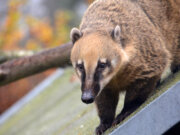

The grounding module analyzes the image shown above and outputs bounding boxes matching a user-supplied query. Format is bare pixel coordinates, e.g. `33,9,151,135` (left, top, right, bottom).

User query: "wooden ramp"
0,68,180,135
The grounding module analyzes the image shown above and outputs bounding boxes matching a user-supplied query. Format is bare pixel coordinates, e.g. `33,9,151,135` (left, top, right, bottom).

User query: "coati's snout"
81,89,95,104
81,90,95,104
81,79,100,104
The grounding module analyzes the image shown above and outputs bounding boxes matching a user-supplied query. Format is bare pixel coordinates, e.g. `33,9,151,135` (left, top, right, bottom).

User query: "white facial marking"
97,73,114,97
75,59,83,79
111,59,117,67
121,49,129,62
77,59,83,65
100,58,107,63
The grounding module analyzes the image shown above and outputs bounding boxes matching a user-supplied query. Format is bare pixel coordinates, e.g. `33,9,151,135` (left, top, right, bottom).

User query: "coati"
70,0,180,134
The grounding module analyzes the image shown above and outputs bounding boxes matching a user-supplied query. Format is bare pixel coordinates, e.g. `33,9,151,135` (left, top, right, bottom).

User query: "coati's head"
70,25,129,104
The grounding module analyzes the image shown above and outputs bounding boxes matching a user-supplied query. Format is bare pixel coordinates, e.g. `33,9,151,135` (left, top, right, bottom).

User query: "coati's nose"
81,91,95,104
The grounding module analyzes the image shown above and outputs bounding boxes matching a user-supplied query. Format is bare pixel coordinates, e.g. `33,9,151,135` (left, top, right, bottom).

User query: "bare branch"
0,50,37,64
0,42,73,86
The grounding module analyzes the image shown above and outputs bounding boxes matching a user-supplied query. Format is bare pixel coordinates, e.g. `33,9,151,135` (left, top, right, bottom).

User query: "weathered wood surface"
110,82,180,135
0,69,103,135
0,68,180,135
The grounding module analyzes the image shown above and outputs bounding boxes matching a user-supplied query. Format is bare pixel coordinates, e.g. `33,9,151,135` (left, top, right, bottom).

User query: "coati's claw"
95,123,112,135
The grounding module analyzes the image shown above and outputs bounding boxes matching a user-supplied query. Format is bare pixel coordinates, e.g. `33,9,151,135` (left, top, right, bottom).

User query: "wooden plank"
0,69,180,135
110,81,180,135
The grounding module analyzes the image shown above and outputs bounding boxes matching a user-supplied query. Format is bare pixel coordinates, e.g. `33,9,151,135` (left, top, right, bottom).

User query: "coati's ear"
111,25,121,41
70,27,82,44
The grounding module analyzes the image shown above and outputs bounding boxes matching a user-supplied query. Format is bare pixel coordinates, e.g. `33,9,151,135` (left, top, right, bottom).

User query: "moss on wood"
0,69,179,135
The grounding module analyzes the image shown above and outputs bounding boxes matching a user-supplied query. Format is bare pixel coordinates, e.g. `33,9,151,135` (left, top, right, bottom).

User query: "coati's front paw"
95,123,112,135
112,112,129,126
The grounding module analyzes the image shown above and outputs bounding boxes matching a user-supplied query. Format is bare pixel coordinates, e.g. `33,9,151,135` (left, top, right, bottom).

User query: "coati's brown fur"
70,0,180,134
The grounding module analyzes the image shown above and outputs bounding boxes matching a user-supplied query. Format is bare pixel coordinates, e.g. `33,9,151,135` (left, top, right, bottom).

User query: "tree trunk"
0,42,73,86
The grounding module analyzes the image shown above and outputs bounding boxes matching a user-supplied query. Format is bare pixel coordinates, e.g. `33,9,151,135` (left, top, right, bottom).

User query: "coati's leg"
113,96,145,126
95,88,119,135
113,76,159,126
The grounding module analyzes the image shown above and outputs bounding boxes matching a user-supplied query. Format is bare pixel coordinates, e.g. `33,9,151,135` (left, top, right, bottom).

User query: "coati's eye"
77,64,84,71
98,62,107,70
